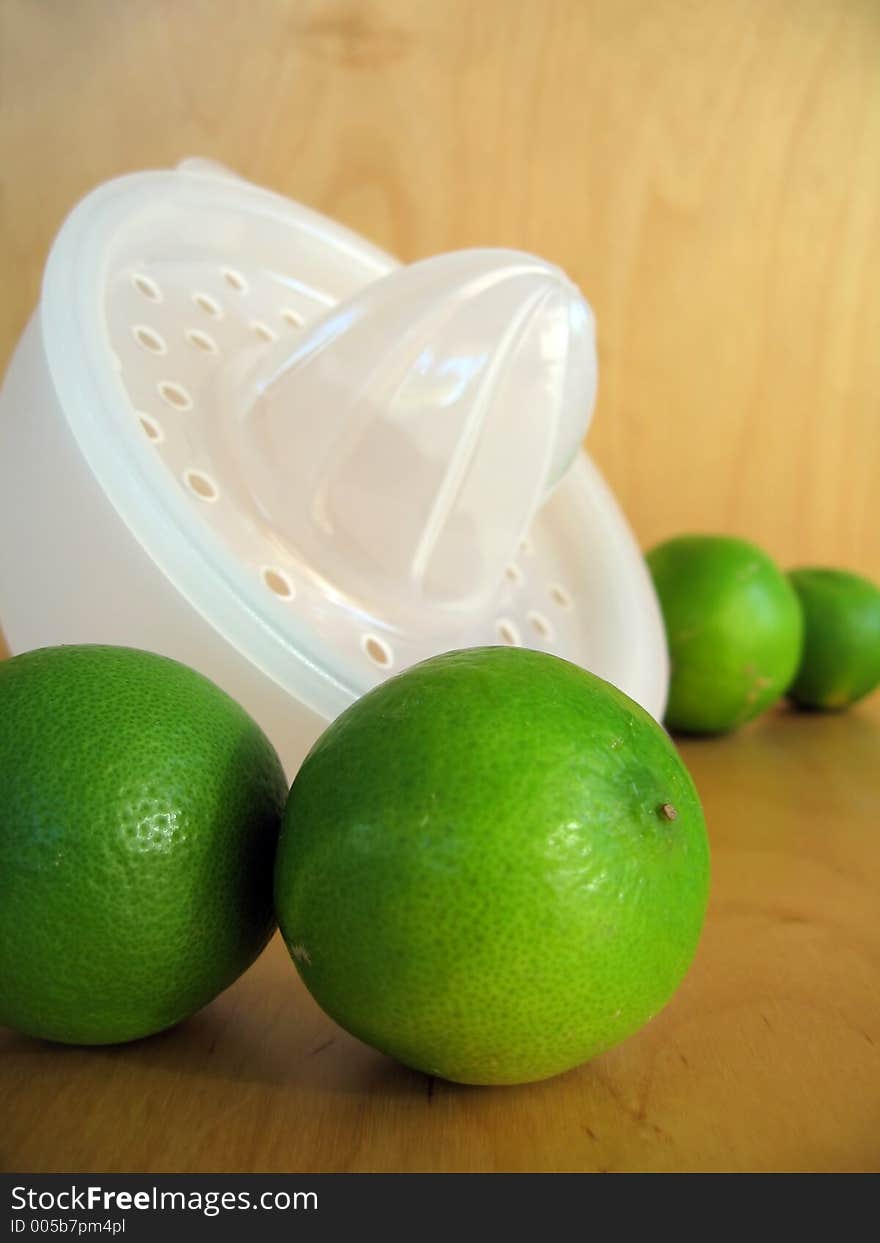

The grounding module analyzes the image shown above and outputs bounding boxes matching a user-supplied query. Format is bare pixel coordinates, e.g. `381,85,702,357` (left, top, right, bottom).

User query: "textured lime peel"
0,645,287,1045
275,646,710,1086
787,567,880,710
647,534,803,735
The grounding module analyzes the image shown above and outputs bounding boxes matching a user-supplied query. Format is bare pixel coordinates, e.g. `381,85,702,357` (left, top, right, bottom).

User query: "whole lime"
0,645,288,1045
786,567,880,710
646,534,803,735
274,646,710,1086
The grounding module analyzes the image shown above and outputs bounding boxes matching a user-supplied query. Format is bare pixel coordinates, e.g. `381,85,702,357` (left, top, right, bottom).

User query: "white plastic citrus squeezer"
0,159,668,775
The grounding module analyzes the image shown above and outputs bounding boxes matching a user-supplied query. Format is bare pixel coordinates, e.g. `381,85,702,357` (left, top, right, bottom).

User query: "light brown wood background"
1,0,879,577
1,0,879,1176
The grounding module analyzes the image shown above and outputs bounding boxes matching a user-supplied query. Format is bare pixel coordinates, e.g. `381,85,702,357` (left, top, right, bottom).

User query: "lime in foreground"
274,646,710,1086
647,534,803,735
787,567,880,710
0,645,288,1045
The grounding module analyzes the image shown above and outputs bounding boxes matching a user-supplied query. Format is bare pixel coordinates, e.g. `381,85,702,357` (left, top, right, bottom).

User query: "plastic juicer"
0,159,669,776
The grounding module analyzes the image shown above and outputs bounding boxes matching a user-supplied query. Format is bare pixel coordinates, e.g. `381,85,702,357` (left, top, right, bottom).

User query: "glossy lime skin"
275,646,710,1086
787,567,880,710
646,535,803,735
0,645,288,1045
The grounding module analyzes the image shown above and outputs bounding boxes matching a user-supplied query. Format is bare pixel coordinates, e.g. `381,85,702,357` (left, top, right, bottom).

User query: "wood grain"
1,0,878,574
1,0,879,1174
2,700,878,1174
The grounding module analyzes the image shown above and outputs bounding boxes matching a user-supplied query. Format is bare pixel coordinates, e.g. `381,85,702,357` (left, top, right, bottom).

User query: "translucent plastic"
240,249,597,622
0,160,669,776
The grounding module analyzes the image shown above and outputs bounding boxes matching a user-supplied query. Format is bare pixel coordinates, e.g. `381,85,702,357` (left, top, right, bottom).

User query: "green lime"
0,645,288,1045
274,646,709,1086
786,567,880,710
646,534,803,735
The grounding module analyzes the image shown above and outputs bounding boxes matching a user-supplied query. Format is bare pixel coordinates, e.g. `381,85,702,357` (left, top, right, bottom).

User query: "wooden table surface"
1,0,879,1174
2,699,878,1174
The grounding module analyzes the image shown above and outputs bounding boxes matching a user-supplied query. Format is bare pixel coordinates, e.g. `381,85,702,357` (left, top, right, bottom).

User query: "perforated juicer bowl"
0,159,668,776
